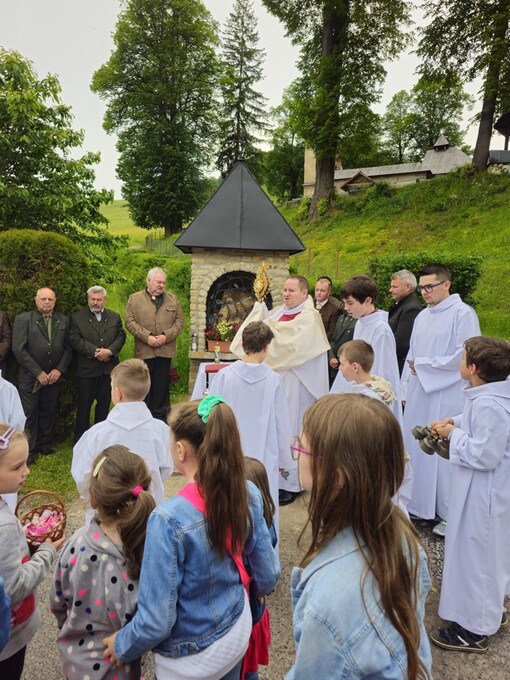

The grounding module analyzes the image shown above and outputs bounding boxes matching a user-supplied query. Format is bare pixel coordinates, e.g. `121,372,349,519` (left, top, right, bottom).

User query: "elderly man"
231,275,330,505
70,285,126,442
314,276,342,341
388,269,423,375
402,264,480,532
125,267,184,421
12,288,72,461
0,310,11,377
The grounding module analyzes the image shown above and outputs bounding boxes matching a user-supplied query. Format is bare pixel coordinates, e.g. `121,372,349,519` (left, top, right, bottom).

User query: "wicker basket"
15,490,66,548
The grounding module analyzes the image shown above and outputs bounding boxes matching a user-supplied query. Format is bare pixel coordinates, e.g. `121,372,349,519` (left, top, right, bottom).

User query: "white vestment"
212,361,296,529
0,377,27,512
72,401,172,521
230,298,329,447
439,380,510,635
331,310,402,425
402,294,480,519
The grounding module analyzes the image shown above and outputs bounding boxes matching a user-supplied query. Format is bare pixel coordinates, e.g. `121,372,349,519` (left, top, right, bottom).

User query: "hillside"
102,171,510,338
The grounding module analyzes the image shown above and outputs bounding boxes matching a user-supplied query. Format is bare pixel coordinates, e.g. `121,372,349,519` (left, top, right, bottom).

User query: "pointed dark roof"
174,161,305,254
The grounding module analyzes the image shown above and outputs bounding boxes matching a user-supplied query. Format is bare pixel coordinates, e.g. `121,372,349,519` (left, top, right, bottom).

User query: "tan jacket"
125,290,184,360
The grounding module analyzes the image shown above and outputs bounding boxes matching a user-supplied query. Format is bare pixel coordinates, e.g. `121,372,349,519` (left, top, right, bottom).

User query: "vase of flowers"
204,320,239,352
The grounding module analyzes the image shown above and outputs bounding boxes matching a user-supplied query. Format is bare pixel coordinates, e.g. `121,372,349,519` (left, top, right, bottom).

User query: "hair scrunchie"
131,485,143,497
197,395,227,423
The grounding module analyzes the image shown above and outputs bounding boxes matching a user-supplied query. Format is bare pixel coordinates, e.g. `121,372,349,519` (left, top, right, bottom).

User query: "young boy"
430,336,510,653
337,339,396,407
72,358,172,521
331,275,402,424
212,321,295,531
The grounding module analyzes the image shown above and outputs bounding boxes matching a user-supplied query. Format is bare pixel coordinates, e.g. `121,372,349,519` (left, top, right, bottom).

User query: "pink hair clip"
131,485,143,497
0,426,16,451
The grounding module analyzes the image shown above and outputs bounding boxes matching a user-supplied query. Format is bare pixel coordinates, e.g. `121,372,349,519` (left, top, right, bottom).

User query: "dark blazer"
388,293,423,374
12,310,72,383
328,313,357,361
0,310,11,374
316,297,343,341
69,307,126,378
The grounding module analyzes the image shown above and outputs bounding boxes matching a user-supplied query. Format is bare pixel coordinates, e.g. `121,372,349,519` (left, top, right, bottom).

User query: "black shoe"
430,622,488,654
279,490,301,506
39,447,55,455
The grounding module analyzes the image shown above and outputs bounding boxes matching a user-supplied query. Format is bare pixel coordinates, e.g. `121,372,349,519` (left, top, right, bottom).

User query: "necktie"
44,315,52,339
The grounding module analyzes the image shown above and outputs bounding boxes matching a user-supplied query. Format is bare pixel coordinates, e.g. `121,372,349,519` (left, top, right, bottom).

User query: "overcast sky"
1,0,486,197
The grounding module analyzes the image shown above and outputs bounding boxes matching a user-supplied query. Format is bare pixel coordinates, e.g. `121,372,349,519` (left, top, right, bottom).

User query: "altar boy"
430,336,510,653
212,321,295,533
72,358,172,521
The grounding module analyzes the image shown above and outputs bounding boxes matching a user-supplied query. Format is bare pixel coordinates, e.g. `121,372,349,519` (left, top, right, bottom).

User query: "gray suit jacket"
12,310,72,383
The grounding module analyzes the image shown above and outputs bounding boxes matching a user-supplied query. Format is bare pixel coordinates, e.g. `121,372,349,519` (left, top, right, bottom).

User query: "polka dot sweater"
50,521,140,679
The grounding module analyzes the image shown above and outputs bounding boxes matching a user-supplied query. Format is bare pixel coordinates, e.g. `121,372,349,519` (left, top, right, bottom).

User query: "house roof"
340,171,376,189
434,133,450,148
174,161,305,254
334,162,427,181
422,146,471,175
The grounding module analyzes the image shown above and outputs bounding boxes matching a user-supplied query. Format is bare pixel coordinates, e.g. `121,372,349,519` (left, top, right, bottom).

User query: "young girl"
287,394,432,679
103,396,281,680
50,445,155,679
0,423,63,679
243,457,277,680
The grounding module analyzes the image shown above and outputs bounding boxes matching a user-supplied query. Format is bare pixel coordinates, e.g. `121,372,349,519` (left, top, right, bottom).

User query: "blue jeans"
220,659,243,680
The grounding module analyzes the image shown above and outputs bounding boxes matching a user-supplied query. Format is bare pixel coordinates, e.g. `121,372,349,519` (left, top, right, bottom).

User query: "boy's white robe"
401,294,480,519
230,297,329,449
0,376,27,512
331,310,402,425
72,402,172,521
439,380,510,635
212,361,295,530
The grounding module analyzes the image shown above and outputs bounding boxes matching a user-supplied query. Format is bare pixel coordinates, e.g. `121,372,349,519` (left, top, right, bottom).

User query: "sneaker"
430,622,488,653
432,520,447,537
501,611,508,629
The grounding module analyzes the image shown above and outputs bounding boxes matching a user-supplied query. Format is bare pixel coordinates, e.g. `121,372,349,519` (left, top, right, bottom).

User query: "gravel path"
23,475,509,679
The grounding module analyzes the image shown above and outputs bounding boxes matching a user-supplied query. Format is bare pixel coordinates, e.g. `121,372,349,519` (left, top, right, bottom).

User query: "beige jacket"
125,290,184,360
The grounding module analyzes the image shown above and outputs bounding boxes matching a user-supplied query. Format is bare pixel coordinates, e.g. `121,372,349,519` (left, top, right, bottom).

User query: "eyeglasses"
290,435,322,461
416,281,446,294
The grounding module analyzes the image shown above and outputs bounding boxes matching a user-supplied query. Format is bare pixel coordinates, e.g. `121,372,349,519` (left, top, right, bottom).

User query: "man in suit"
12,287,72,461
314,276,342,341
70,285,126,442
0,310,11,377
328,311,357,387
388,269,423,375
125,267,184,421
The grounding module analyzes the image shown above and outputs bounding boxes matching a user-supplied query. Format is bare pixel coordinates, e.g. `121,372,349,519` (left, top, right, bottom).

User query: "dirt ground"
24,473,509,679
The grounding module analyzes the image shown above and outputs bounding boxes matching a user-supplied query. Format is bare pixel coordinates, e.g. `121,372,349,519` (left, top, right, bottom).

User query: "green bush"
0,229,91,437
368,252,482,310
296,197,311,221
317,198,330,217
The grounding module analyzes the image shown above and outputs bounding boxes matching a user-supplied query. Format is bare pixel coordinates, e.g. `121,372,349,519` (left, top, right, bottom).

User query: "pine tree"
216,0,267,179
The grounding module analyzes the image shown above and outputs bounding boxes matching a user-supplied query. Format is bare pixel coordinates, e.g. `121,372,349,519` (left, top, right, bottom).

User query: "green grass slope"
283,172,510,338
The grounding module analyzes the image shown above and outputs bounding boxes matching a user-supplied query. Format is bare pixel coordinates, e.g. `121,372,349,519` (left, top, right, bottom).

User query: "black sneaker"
430,622,488,653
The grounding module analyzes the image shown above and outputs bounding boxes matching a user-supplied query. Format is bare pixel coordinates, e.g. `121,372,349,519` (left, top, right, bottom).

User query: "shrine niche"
174,160,305,392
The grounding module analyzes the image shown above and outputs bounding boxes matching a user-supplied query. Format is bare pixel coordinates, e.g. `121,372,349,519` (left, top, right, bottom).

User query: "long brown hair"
89,446,155,579
169,400,249,558
244,457,275,529
301,394,429,680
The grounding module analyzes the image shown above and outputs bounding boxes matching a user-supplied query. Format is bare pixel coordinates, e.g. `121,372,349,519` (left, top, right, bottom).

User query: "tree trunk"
164,216,182,238
309,156,336,220
472,3,508,171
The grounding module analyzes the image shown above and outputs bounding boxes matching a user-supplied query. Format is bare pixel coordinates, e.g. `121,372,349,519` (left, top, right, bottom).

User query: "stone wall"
188,248,290,392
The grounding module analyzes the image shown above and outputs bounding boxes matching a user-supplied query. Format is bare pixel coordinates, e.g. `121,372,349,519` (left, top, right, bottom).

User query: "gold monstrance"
253,262,271,302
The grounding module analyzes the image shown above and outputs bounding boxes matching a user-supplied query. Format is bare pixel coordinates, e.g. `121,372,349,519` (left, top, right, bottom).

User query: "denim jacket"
286,527,432,679
115,481,281,662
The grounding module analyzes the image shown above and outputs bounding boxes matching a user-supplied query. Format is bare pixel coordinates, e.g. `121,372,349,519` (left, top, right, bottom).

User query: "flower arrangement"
204,320,240,343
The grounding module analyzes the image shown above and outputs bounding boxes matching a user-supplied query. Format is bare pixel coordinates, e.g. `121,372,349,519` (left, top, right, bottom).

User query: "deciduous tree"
0,49,116,255
216,0,267,179
91,0,220,237
261,0,411,219
418,0,510,171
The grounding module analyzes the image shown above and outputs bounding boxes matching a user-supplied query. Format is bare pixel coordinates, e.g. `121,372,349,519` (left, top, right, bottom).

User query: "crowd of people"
0,261,509,679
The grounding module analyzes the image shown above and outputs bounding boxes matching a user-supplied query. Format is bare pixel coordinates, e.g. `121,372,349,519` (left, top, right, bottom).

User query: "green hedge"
0,229,92,437
367,252,482,310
